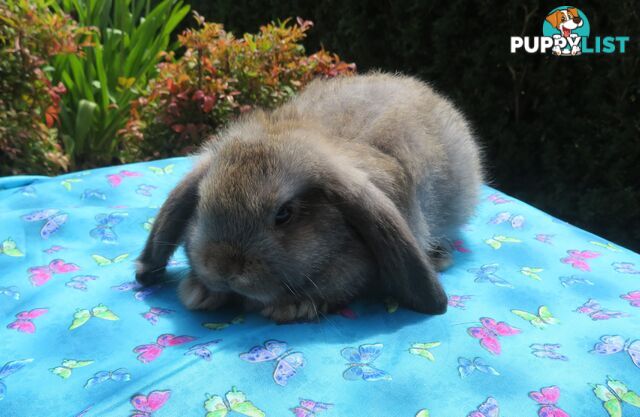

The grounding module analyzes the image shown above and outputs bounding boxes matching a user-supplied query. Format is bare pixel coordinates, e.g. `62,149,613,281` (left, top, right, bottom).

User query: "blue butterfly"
89,212,128,243
467,263,514,288
14,186,36,197
184,340,222,361
84,368,131,388
0,286,20,300
341,343,391,381
0,359,33,400
457,357,500,378
81,189,106,200
559,275,594,287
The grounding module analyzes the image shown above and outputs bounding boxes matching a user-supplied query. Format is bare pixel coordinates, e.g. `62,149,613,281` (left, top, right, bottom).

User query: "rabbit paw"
261,300,328,323
179,276,229,310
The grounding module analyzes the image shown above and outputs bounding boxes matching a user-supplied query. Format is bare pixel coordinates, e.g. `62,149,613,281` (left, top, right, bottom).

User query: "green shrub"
0,1,89,175
50,0,190,169
120,16,355,159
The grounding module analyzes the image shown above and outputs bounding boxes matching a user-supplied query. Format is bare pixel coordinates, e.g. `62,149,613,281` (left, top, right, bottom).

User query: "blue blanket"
1,157,639,417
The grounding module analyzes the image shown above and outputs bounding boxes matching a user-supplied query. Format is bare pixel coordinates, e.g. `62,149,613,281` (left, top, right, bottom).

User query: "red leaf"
171,124,185,133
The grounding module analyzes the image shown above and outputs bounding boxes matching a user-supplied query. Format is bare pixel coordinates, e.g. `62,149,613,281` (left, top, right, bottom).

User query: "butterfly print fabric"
0,157,639,416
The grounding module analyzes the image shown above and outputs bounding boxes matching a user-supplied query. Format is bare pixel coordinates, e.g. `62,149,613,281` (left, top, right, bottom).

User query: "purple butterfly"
487,193,511,205
21,209,67,239
0,286,20,300
141,307,174,325
291,399,333,417
341,343,391,381
575,299,629,321
0,358,33,400
530,343,568,361
111,281,158,301
65,275,98,291
184,340,222,361
240,340,305,386
534,234,554,244
468,264,513,288
136,184,157,197
489,212,525,229
612,262,640,275
468,396,499,417
90,212,128,243
591,335,640,369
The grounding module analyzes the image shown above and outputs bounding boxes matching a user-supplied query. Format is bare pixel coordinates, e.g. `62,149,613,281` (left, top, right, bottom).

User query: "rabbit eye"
275,204,293,226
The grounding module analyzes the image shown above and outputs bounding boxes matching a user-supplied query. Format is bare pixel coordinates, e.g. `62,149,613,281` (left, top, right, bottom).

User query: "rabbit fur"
136,73,482,322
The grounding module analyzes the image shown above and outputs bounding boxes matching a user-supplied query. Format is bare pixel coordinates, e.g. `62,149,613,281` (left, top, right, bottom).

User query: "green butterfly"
50,359,93,379
415,410,430,417
485,235,521,249
69,304,119,330
520,266,544,281
60,178,82,191
409,342,441,361
203,315,244,331
143,217,155,232
511,305,559,329
204,386,265,417
91,253,129,266
148,164,174,175
590,241,621,252
592,377,640,417
385,297,399,313
0,238,24,257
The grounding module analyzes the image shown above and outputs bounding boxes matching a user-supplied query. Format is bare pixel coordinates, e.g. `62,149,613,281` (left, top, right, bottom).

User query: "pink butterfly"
487,193,512,205
291,398,333,417
43,245,65,254
468,317,521,355
560,250,600,272
535,234,554,244
133,334,196,363
7,308,48,333
453,239,471,253
575,299,629,321
621,291,640,307
338,307,358,319
129,390,170,417
28,259,80,286
448,295,472,309
141,307,174,325
107,170,141,187
529,386,570,417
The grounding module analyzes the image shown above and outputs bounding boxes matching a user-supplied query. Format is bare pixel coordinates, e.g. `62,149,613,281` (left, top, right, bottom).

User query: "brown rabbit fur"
136,73,483,322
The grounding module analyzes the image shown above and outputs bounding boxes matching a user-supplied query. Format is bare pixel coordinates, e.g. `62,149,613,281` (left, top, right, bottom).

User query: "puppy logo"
542,6,590,56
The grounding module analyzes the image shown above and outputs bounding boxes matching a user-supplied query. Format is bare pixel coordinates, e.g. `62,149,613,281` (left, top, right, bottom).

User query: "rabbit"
136,72,483,322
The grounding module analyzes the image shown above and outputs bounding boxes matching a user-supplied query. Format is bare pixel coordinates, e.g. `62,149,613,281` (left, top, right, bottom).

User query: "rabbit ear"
323,165,448,314
136,158,210,285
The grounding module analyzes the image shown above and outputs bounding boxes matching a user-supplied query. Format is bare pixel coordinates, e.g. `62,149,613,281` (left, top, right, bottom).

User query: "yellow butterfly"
485,235,521,249
415,410,430,417
50,359,93,379
511,305,559,329
409,342,441,362
91,253,129,266
592,376,640,417
384,297,399,313
0,238,24,257
143,217,155,232
60,178,82,191
520,267,544,281
148,164,174,175
203,315,244,331
69,304,119,330
590,241,621,252
204,386,265,417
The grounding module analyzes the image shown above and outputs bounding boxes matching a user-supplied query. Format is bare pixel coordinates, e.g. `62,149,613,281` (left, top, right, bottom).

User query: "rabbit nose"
216,244,246,277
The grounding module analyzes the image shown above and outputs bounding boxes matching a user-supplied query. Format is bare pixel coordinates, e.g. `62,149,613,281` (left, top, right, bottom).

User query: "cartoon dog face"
545,8,583,37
